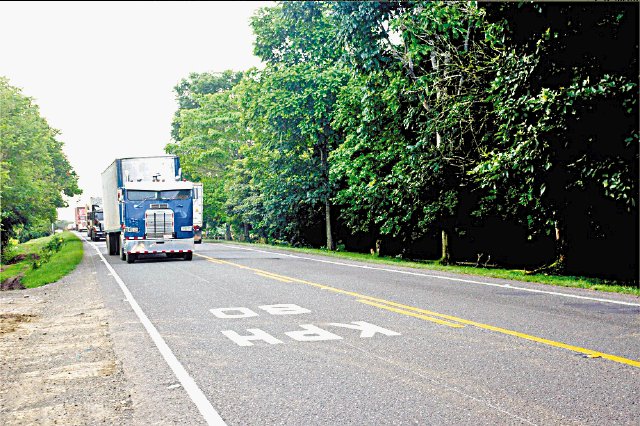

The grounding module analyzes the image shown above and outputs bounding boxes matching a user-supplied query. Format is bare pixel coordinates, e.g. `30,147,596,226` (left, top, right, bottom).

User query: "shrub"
18,229,51,243
31,235,65,270
1,241,18,264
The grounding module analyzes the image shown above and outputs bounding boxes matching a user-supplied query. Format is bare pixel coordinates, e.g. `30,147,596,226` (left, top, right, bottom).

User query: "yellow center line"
195,253,640,368
255,272,294,283
358,299,465,328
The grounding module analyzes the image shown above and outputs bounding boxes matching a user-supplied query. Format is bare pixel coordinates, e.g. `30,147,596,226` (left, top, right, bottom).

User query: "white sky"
0,1,270,221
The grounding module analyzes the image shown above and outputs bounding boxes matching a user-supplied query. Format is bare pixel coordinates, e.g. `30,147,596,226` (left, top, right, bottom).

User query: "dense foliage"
1,77,81,249
166,2,638,281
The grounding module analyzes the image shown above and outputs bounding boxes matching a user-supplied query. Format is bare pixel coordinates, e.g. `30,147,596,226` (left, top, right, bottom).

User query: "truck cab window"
159,190,191,200
127,190,157,201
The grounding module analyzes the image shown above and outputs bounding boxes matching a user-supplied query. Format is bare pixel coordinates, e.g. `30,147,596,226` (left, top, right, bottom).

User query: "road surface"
86,238,640,425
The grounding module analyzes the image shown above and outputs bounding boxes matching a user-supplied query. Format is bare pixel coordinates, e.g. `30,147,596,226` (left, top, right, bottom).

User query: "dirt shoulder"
0,251,133,424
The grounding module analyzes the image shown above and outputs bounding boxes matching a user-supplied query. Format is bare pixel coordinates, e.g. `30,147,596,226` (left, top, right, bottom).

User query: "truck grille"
145,209,174,239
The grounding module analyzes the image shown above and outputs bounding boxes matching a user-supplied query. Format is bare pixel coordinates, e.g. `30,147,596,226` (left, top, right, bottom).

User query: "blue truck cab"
101,156,195,263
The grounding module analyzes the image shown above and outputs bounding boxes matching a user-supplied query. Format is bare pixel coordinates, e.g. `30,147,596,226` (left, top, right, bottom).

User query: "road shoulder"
0,243,132,424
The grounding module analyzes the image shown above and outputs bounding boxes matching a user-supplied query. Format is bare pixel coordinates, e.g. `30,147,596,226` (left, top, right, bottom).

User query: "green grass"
205,239,640,297
1,231,84,288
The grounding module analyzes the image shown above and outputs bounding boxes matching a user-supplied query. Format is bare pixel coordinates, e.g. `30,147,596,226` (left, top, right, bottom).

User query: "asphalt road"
85,237,640,425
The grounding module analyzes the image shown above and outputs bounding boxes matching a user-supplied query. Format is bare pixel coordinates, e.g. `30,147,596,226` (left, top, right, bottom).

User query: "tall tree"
248,1,348,249
0,77,81,248
166,72,246,238
171,71,243,141
333,2,505,261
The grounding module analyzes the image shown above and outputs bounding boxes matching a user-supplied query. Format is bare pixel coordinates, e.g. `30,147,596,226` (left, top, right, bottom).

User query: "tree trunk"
553,218,567,271
243,223,250,242
375,239,383,257
225,223,232,241
325,198,335,251
527,215,567,275
319,138,335,252
440,229,451,264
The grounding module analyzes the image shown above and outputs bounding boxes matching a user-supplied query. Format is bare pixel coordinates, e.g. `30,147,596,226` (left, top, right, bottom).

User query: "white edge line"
87,239,226,426
222,244,640,308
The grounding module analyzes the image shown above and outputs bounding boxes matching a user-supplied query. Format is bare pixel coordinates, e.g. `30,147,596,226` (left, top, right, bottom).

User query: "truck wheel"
107,234,116,255
126,253,136,264
120,245,126,261
184,252,193,261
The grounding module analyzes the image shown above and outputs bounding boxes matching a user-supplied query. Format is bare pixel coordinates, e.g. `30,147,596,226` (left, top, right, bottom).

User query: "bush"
45,235,65,252
1,241,18,264
31,235,65,270
18,229,51,243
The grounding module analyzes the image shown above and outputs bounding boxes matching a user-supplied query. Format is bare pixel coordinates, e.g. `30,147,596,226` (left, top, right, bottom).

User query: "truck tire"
184,252,193,261
120,245,126,261
106,233,116,255
126,252,136,264
115,233,121,257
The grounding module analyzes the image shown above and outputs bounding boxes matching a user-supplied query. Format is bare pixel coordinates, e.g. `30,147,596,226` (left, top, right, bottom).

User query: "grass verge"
1,231,84,289
205,239,640,297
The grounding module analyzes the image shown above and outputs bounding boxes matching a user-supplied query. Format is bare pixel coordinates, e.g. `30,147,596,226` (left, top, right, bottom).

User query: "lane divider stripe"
255,272,294,283
357,299,465,328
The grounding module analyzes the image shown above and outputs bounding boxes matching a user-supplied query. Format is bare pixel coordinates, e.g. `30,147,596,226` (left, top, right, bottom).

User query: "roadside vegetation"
0,231,83,289
207,239,640,297
169,2,638,285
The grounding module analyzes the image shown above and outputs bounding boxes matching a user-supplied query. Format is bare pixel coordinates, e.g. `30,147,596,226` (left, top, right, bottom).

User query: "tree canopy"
166,1,638,281
1,77,81,248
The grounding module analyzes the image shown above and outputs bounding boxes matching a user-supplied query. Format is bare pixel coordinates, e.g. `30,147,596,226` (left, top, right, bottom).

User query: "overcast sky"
0,1,270,221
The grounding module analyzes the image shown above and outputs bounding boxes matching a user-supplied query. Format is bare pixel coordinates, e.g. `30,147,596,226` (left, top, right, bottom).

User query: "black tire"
184,252,193,261
107,234,116,255
120,244,126,261
126,252,136,264
115,233,121,256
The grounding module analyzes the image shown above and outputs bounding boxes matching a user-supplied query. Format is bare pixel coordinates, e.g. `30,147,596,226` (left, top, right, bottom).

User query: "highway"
86,238,640,425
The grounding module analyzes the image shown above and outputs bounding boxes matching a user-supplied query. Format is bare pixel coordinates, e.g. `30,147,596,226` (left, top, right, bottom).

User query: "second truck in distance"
86,197,105,241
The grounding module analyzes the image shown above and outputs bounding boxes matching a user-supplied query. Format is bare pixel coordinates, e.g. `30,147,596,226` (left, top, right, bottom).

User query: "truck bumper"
124,238,195,255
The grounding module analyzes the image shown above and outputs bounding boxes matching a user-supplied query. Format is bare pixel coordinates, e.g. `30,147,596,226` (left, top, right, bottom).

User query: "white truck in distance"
193,182,203,244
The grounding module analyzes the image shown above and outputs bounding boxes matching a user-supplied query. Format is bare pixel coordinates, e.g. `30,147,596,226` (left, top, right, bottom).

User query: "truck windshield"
95,212,104,220
127,190,157,201
159,190,191,200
